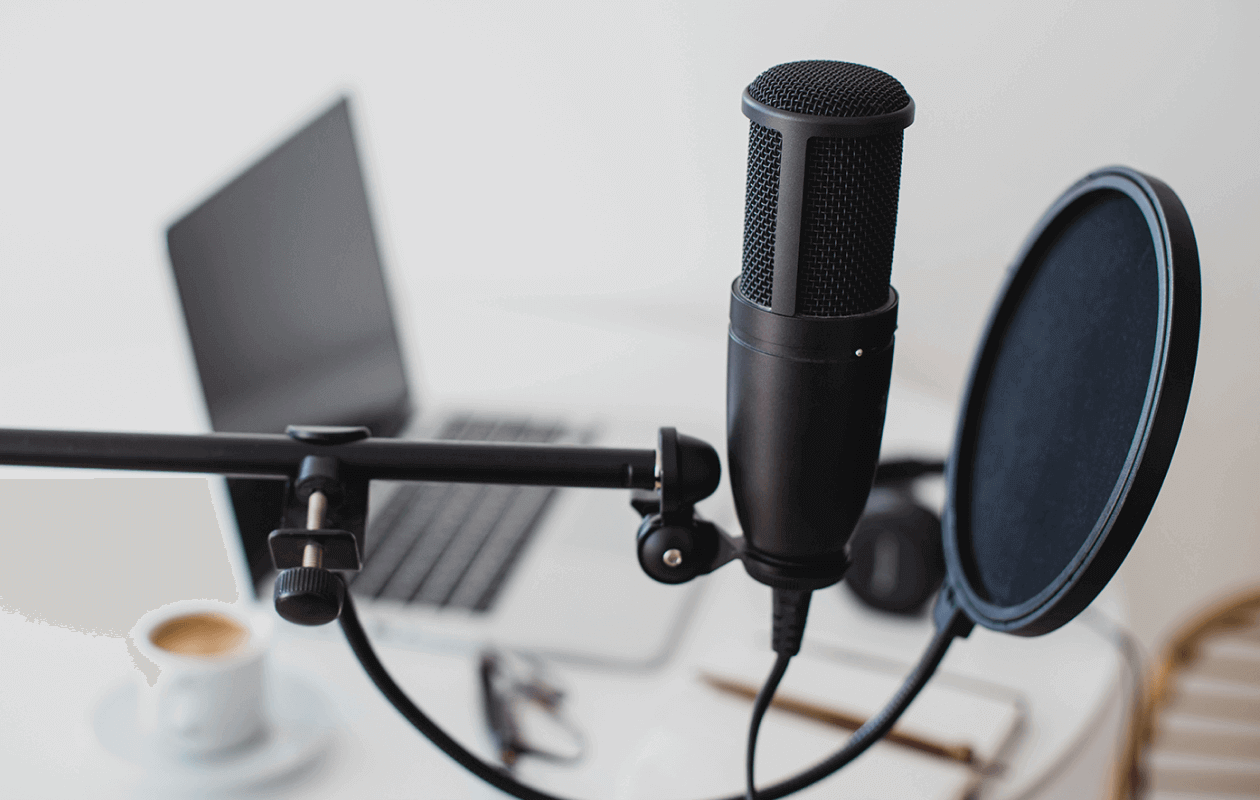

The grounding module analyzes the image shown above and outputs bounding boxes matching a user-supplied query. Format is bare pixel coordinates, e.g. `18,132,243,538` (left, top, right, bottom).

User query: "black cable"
746,651,792,800
338,583,579,800
336,577,957,800
744,620,956,799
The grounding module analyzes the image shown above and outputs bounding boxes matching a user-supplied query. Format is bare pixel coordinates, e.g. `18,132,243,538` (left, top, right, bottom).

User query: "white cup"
130,599,274,757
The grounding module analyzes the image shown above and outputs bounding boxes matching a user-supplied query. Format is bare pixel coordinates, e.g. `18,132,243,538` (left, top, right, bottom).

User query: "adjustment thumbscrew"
273,489,343,626
303,490,327,568
274,567,345,625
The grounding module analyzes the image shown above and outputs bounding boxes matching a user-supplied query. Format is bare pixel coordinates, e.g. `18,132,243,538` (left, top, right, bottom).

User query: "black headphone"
843,459,946,615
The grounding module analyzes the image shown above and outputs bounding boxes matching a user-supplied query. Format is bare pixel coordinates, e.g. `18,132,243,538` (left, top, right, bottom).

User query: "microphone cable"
746,587,811,799
742,619,956,798
740,584,811,796
745,651,791,800
335,575,964,800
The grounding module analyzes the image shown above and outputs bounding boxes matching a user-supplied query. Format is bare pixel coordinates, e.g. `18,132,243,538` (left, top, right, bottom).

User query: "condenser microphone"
728,61,914,590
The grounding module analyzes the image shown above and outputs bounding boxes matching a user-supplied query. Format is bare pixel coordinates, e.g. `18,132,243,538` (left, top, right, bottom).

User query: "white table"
0,535,1131,800
0,302,1131,798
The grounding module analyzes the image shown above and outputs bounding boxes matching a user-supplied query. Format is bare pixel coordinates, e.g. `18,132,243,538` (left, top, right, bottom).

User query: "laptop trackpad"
364,485,711,669
482,487,705,667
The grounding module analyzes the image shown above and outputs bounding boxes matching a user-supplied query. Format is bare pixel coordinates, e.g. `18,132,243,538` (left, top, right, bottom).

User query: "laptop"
165,97,717,668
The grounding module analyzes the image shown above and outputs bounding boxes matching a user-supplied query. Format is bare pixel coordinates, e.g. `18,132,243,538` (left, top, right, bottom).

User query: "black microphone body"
728,61,913,590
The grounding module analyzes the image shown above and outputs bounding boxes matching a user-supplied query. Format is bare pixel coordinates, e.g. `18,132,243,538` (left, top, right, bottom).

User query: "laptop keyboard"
348,416,568,612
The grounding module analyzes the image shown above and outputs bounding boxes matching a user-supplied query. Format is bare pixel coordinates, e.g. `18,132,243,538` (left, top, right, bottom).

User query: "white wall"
1,0,1256,651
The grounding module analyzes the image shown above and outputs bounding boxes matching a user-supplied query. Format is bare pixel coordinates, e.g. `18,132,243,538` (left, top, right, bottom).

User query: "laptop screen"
166,98,412,594
167,98,411,438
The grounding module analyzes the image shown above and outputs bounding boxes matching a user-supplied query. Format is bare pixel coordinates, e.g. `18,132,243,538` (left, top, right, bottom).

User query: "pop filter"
943,166,1201,636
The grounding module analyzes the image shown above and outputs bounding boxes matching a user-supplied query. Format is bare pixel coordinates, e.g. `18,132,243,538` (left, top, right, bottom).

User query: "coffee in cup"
131,600,273,757
149,612,249,658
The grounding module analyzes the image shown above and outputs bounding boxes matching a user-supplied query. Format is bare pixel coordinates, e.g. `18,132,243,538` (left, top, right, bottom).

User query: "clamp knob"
274,567,345,626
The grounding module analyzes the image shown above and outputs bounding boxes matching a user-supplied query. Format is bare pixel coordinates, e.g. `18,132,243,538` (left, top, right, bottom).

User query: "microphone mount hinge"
631,490,744,586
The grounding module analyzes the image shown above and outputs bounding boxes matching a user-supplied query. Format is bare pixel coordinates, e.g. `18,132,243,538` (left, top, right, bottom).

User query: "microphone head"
740,61,913,318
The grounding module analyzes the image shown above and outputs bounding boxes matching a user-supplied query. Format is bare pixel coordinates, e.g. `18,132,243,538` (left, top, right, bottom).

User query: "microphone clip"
631,426,743,584
633,505,743,585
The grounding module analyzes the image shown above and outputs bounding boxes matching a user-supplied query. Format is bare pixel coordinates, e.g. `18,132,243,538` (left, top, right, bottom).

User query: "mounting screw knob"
274,567,345,625
637,518,702,584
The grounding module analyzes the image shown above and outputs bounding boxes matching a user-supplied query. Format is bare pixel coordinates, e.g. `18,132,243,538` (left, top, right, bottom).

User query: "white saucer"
93,671,335,793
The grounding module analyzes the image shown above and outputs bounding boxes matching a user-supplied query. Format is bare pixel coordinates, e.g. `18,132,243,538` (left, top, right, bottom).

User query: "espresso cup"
130,599,274,757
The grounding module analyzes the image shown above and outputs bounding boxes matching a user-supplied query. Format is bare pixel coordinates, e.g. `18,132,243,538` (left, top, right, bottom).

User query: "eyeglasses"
479,649,585,768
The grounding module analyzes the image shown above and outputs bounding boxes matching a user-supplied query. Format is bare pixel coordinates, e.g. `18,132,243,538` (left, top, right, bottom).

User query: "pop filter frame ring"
942,166,1200,636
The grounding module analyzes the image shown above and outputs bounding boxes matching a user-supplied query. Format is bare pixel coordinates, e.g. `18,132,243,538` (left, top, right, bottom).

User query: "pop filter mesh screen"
964,191,1159,607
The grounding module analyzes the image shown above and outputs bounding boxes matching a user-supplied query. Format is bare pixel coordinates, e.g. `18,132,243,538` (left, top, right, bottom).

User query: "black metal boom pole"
0,427,659,491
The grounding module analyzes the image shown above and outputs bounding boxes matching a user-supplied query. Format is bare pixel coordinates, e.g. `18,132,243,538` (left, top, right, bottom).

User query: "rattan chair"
1113,587,1260,798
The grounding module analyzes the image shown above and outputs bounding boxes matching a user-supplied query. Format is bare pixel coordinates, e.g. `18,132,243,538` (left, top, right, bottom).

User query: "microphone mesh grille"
740,60,908,317
796,133,903,316
747,60,909,118
741,123,781,310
